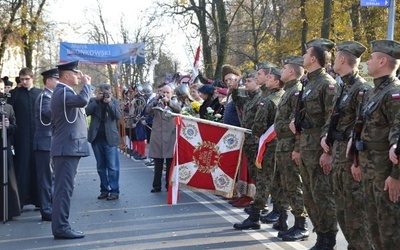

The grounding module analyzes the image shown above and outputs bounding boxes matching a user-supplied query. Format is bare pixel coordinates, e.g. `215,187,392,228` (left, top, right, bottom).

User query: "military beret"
197,84,215,95
256,62,277,71
270,67,281,77
57,60,80,72
282,56,304,66
2,76,13,87
221,64,241,80
41,68,59,79
371,39,400,59
305,38,335,52
337,41,366,58
244,70,257,79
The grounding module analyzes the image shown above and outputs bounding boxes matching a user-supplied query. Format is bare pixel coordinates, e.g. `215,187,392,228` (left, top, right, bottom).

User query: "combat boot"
233,208,261,230
319,231,337,250
281,216,309,241
260,204,279,223
309,232,324,250
272,207,288,231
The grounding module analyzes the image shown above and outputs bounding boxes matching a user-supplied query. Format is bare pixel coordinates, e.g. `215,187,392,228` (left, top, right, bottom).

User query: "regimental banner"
168,115,248,204
59,42,145,64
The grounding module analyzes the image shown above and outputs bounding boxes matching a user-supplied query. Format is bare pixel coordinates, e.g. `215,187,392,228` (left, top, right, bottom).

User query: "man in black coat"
8,67,42,208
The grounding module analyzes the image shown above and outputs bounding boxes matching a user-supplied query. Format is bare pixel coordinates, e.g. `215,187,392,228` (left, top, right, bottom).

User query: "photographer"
0,79,20,221
86,83,122,201
147,83,181,193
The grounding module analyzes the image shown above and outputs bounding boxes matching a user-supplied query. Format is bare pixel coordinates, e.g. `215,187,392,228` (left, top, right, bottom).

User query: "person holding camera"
147,83,181,193
86,83,121,201
0,79,20,221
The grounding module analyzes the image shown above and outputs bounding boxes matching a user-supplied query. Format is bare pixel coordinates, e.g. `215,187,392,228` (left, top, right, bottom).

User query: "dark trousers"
52,156,80,235
152,158,172,190
34,150,53,217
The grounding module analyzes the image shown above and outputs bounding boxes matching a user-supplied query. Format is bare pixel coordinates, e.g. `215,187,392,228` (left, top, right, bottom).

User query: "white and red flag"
168,115,248,204
255,124,276,168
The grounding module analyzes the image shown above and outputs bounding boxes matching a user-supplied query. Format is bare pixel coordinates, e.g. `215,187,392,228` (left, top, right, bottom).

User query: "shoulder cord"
64,87,78,124
39,93,51,126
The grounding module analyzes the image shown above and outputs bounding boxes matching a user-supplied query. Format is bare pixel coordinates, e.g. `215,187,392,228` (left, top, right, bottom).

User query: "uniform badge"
358,91,364,97
328,85,335,90
294,92,300,97
258,102,264,107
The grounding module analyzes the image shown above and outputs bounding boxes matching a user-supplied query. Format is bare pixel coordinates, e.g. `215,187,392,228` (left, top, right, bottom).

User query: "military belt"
301,127,321,134
363,141,390,151
277,131,295,139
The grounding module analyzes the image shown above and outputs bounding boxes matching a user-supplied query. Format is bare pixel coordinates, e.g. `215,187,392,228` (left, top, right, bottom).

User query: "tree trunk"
321,0,332,38
301,0,308,55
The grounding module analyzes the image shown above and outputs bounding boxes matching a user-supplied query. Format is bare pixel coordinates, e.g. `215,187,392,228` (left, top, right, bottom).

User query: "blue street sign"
360,0,390,6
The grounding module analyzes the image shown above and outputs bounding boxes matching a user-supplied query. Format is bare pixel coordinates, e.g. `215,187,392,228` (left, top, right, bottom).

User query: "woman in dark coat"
0,93,21,220
197,84,215,119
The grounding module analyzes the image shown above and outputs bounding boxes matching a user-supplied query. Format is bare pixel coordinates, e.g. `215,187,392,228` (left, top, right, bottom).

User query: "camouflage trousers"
299,149,337,233
332,161,372,249
276,150,306,216
359,150,400,250
244,146,277,210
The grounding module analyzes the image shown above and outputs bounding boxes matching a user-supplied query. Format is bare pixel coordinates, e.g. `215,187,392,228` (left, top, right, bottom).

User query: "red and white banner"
168,115,247,204
255,124,276,168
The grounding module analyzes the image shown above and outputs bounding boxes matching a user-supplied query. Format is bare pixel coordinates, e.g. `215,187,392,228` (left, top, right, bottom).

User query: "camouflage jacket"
252,87,285,150
232,88,262,130
300,68,337,150
322,72,372,139
322,72,372,162
275,79,302,152
361,75,400,179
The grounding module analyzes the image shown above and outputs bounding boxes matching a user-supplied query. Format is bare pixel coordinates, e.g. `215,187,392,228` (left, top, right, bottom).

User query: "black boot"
233,208,261,230
281,216,309,241
272,207,288,231
260,204,279,223
244,203,255,215
309,232,324,250
319,231,336,250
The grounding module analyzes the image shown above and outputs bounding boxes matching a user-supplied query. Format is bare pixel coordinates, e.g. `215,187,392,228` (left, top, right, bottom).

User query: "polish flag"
255,124,276,168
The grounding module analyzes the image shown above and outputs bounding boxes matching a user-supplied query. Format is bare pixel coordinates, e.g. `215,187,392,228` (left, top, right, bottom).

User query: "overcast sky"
48,0,194,71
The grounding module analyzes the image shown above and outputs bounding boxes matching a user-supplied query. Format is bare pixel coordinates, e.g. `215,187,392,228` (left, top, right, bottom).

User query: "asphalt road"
0,149,347,250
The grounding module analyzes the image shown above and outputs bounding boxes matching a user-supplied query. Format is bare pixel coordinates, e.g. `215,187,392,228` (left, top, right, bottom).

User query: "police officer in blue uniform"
50,61,92,239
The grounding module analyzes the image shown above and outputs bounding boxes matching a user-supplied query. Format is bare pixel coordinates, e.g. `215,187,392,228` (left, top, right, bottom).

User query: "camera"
0,92,11,99
158,94,165,100
103,92,110,99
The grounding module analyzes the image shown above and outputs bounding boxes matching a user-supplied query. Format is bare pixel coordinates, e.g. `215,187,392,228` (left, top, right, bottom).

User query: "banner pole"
163,110,252,134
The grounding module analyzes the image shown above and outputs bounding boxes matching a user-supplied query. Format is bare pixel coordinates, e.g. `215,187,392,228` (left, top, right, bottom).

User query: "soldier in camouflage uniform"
274,56,309,241
352,40,400,250
289,38,338,249
251,62,282,223
253,67,285,225
232,70,263,230
320,41,373,250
